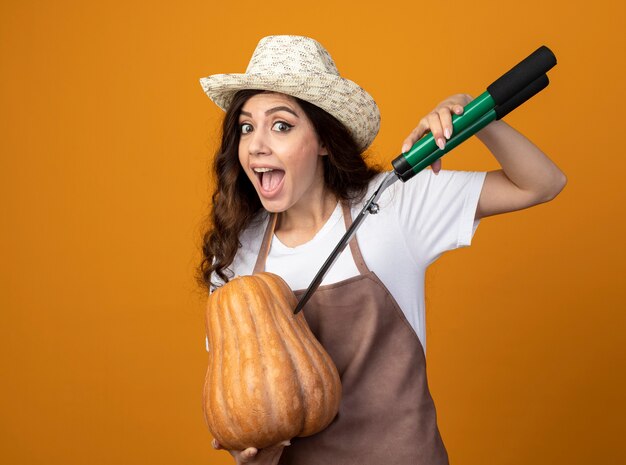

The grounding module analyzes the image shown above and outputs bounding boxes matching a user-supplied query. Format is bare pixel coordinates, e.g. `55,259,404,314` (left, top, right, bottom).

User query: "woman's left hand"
400,93,474,175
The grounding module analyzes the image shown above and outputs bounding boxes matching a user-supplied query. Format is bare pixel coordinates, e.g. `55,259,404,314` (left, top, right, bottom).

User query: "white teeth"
253,167,274,173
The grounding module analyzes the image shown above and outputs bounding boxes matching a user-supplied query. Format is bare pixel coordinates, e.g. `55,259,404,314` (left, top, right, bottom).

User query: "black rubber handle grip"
487,46,556,106
495,74,550,120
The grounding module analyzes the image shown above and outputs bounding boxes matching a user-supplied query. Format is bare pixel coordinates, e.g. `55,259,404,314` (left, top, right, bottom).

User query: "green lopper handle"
391,46,556,182
393,73,550,181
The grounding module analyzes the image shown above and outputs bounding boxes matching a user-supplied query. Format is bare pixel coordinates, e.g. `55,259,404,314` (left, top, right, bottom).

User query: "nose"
247,127,271,156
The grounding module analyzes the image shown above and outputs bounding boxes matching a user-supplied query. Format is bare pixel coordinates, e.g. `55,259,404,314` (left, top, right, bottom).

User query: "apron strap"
253,201,371,276
341,202,370,276
252,212,277,274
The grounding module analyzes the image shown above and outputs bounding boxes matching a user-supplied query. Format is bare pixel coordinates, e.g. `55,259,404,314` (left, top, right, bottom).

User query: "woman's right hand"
212,438,290,465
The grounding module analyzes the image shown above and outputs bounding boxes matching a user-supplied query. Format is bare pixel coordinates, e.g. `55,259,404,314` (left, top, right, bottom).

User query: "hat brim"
199,72,380,151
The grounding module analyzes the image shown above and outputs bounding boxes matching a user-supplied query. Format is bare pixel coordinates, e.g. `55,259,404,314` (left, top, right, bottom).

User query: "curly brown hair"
196,89,382,293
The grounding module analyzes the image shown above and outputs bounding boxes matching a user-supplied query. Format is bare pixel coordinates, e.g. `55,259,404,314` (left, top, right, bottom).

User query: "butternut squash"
203,272,341,450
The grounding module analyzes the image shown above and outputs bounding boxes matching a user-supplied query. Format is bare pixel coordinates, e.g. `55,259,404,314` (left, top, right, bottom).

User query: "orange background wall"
1,0,624,464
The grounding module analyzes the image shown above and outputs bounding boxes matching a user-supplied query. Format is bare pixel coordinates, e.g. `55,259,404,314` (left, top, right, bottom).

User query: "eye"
240,123,253,134
272,121,293,132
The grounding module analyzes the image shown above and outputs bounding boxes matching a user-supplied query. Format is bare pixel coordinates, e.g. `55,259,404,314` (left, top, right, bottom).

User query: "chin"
258,197,289,214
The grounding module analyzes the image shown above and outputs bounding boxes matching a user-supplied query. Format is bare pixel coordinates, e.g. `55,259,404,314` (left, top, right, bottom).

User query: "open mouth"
254,167,285,195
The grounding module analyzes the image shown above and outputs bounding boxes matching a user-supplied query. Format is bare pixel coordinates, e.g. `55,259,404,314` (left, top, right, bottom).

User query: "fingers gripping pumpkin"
203,272,342,450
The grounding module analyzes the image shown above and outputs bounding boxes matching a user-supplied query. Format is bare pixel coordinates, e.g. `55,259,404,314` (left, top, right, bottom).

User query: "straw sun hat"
199,35,380,151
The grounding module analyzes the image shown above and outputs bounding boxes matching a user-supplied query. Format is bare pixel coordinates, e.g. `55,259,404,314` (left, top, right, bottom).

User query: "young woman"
197,35,566,465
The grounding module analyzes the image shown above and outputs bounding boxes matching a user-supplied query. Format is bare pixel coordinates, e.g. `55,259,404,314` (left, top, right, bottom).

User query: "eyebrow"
240,106,300,118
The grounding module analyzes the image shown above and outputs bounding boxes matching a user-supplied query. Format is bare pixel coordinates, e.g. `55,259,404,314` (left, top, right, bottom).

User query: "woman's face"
238,92,328,213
